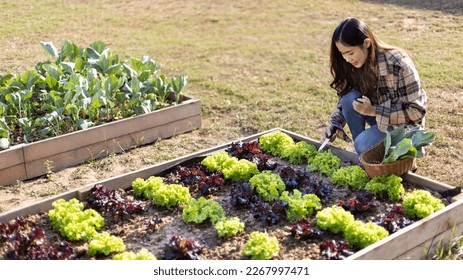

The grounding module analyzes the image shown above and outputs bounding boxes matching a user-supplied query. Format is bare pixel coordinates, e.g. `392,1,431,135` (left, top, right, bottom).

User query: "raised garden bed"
0,94,201,186
0,40,202,186
0,128,461,260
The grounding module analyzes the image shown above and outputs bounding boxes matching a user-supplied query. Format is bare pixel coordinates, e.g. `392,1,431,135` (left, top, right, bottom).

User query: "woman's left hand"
353,95,376,116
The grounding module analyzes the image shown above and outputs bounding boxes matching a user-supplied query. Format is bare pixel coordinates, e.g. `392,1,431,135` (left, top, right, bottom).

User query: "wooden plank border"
0,96,201,186
0,145,27,184
0,127,460,260
348,198,463,260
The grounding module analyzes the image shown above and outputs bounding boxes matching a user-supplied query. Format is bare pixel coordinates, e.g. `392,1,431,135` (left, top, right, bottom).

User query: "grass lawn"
0,0,462,259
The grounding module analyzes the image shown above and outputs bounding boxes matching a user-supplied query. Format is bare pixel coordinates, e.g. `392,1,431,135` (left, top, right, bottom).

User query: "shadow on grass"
361,0,462,15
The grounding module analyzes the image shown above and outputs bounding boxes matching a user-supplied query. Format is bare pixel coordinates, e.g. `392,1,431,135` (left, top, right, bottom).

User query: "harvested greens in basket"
382,126,436,164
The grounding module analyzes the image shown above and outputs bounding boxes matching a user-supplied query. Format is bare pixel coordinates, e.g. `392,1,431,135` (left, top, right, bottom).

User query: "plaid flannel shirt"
330,48,427,132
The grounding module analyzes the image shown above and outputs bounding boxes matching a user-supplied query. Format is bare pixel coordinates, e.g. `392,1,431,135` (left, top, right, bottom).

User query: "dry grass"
0,0,462,210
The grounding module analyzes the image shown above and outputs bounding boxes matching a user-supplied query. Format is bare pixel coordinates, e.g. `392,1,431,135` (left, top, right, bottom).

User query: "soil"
0,142,450,260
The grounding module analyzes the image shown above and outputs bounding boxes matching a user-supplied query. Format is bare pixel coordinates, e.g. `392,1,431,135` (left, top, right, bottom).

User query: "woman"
324,17,427,155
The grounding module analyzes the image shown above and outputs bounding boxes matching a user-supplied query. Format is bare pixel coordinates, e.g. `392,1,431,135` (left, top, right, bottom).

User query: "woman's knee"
354,127,386,154
341,90,362,109
354,135,370,154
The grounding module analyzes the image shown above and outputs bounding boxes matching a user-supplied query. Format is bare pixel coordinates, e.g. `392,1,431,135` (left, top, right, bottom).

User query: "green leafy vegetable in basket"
382,126,436,163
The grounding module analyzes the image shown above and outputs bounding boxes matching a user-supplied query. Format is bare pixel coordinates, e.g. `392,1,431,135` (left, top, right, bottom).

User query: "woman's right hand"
323,121,352,142
324,123,338,141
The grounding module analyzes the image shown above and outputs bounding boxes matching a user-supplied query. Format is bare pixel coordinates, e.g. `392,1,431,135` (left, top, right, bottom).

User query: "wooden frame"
0,95,202,186
0,128,460,260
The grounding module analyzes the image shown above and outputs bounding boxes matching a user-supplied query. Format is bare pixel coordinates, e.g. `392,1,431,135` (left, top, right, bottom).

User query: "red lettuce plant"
339,190,379,214
87,184,145,216
290,218,324,240
0,217,76,260
164,235,204,260
320,240,353,260
375,204,413,234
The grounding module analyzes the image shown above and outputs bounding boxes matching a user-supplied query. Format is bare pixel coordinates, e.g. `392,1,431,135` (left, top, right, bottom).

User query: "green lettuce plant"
87,231,125,256
344,221,389,249
222,158,259,181
201,151,234,172
365,174,404,201
280,189,322,222
214,217,245,237
282,141,318,164
182,197,226,225
151,183,191,208
249,171,286,202
315,205,355,234
242,231,280,260
403,189,445,219
201,151,259,181
131,176,190,208
316,205,389,249
258,131,294,157
306,150,341,176
113,248,157,260
132,176,164,198
48,198,104,241
331,165,370,190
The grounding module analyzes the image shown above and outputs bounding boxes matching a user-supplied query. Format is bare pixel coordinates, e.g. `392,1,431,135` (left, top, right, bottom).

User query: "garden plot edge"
0,127,461,260
0,95,202,186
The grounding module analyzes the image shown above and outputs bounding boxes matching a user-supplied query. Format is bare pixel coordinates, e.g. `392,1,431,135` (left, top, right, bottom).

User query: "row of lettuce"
0,40,187,150
0,131,445,260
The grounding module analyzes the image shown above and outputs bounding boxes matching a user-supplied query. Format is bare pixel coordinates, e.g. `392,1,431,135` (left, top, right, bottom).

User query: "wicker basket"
359,141,415,178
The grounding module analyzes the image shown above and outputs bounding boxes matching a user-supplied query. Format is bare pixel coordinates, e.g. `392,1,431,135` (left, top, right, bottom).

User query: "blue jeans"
341,90,386,154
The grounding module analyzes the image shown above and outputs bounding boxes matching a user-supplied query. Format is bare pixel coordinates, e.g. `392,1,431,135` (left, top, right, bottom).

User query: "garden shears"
318,138,330,151
319,122,351,151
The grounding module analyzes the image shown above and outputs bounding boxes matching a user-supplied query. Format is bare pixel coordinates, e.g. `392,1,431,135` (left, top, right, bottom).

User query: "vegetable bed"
0,128,461,260
0,40,202,186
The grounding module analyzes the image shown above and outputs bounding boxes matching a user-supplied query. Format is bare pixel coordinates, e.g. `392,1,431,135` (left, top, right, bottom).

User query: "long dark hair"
330,17,394,97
